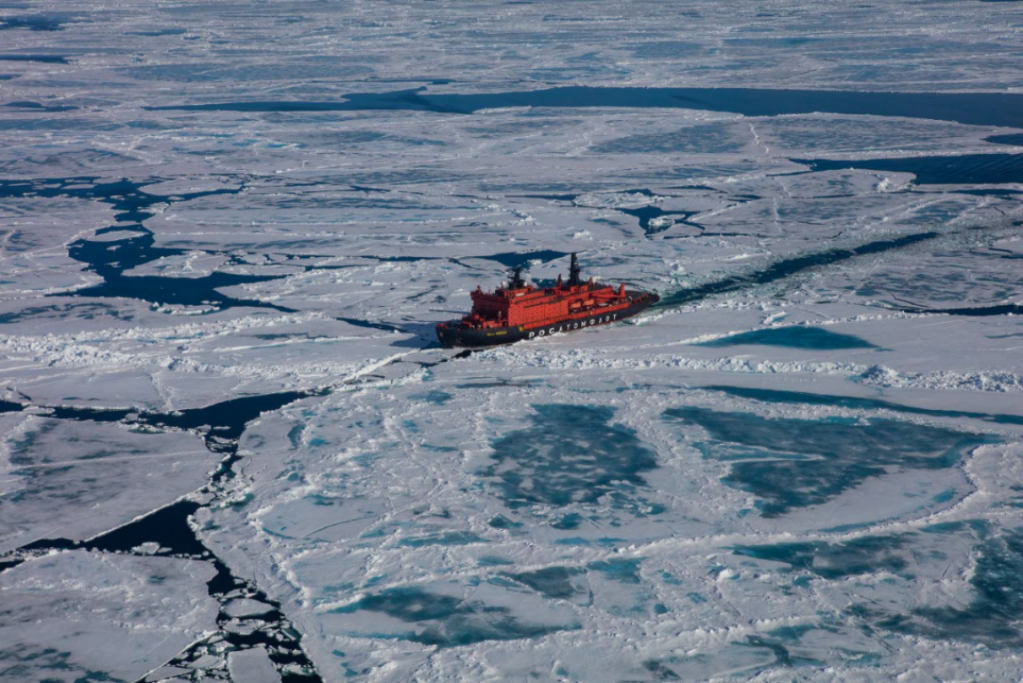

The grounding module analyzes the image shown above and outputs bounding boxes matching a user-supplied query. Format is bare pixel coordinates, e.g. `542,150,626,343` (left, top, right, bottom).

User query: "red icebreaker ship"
436,253,659,348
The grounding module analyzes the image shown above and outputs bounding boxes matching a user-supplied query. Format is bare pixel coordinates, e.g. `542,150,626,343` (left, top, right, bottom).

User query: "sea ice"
0,551,218,683
2,0,1022,680
0,415,214,552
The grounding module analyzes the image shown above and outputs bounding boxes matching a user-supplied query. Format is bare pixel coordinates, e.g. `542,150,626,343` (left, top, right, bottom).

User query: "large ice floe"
1,0,1023,681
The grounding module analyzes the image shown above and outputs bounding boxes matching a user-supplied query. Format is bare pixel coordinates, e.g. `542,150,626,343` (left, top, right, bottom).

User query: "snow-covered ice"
227,648,280,683
0,551,218,683
1,0,1022,680
0,415,215,551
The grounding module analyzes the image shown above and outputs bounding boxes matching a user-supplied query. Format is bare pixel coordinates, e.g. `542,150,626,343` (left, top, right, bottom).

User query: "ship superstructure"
436,253,658,348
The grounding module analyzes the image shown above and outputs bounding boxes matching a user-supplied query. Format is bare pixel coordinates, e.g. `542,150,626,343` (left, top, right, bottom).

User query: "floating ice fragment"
227,646,279,683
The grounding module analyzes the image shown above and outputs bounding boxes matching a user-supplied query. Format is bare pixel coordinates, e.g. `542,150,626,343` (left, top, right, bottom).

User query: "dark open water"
151,86,1023,129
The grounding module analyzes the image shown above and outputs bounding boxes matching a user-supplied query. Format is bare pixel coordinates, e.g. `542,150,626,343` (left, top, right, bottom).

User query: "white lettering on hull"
526,310,625,340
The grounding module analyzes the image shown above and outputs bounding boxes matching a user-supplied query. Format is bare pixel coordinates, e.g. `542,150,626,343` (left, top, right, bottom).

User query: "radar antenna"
567,252,582,287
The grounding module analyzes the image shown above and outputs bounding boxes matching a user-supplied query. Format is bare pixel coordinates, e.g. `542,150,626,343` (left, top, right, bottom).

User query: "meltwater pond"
663,407,990,518
882,528,1023,647
502,566,587,601
735,525,1023,648
330,585,577,647
481,404,661,514
697,326,877,350
732,534,918,580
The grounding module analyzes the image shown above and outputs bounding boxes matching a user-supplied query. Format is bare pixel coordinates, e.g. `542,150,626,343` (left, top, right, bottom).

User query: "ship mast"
508,265,526,289
567,252,582,287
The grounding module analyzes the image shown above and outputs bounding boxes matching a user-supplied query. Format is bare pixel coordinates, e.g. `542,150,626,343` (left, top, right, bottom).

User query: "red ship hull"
436,289,659,349
436,254,659,349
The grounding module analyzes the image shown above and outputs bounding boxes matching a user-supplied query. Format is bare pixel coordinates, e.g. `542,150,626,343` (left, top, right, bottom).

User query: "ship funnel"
567,253,582,287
